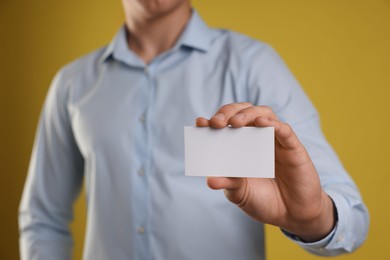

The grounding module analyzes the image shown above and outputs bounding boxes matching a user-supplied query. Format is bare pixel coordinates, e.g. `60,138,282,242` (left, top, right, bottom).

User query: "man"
19,0,369,259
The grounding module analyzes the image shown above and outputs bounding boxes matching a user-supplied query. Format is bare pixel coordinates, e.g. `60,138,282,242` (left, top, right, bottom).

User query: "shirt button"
144,67,149,76
336,234,344,243
138,227,145,234
139,114,146,123
138,168,145,176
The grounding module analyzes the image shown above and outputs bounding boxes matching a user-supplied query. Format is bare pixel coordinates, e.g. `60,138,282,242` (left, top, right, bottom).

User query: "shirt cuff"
282,222,337,253
281,191,353,256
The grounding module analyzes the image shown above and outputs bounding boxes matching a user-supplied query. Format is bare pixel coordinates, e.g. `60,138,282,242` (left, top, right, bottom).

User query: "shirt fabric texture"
19,10,369,260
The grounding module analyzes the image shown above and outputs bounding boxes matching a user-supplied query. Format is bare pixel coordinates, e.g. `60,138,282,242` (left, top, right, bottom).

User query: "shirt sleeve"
19,69,84,260
245,44,369,256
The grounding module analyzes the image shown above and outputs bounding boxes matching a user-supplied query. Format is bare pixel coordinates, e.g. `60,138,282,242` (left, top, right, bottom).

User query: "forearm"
20,225,72,260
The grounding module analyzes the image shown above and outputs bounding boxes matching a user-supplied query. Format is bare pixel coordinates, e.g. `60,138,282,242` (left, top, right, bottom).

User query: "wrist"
284,192,337,242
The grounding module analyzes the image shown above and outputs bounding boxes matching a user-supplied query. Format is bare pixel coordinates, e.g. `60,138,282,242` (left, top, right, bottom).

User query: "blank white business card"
184,126,274,178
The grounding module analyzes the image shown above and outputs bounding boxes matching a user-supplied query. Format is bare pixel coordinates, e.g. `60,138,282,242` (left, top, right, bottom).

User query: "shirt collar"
176,10,213,52
100,10,213,66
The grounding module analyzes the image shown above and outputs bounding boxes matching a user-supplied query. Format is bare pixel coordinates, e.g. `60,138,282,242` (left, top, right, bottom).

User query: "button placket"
138,226,145,234
139,114,146,123
132,64,153,258
138,168,145,176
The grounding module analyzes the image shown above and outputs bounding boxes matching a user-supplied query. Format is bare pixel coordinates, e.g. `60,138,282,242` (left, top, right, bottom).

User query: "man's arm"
197,103,368,255
196,45,369,256
19,69,84,260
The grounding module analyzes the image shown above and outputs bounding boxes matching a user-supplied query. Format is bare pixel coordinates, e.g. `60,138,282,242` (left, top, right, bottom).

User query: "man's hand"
196,102,335,242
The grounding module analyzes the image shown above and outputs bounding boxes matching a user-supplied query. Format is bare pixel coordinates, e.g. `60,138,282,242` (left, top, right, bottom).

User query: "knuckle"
238,106,256,115
235,102,252,111
250,105,274,118
239,101,252,106
216,104,233,115
257,105,273,114
283,122,293,131
219,102,252,114
282,123,296,138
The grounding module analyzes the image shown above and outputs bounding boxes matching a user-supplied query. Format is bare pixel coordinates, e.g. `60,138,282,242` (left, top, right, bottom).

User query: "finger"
255,117,300,149
209,102,252,128
206,177,244,190
228,105,278,128
196,117,210,127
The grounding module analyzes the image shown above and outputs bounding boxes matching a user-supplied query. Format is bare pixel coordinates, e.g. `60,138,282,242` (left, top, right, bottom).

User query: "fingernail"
233,113,245,121
212,113,225,121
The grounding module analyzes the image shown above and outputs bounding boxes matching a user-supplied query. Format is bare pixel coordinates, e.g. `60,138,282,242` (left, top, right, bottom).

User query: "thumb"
206,177,244,190
207,177,248,206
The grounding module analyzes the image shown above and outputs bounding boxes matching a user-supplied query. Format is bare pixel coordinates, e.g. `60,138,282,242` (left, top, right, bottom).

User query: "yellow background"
1,0,389,259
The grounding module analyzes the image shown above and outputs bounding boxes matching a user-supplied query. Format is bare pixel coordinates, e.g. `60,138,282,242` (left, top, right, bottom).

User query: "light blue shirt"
19,11,369,260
